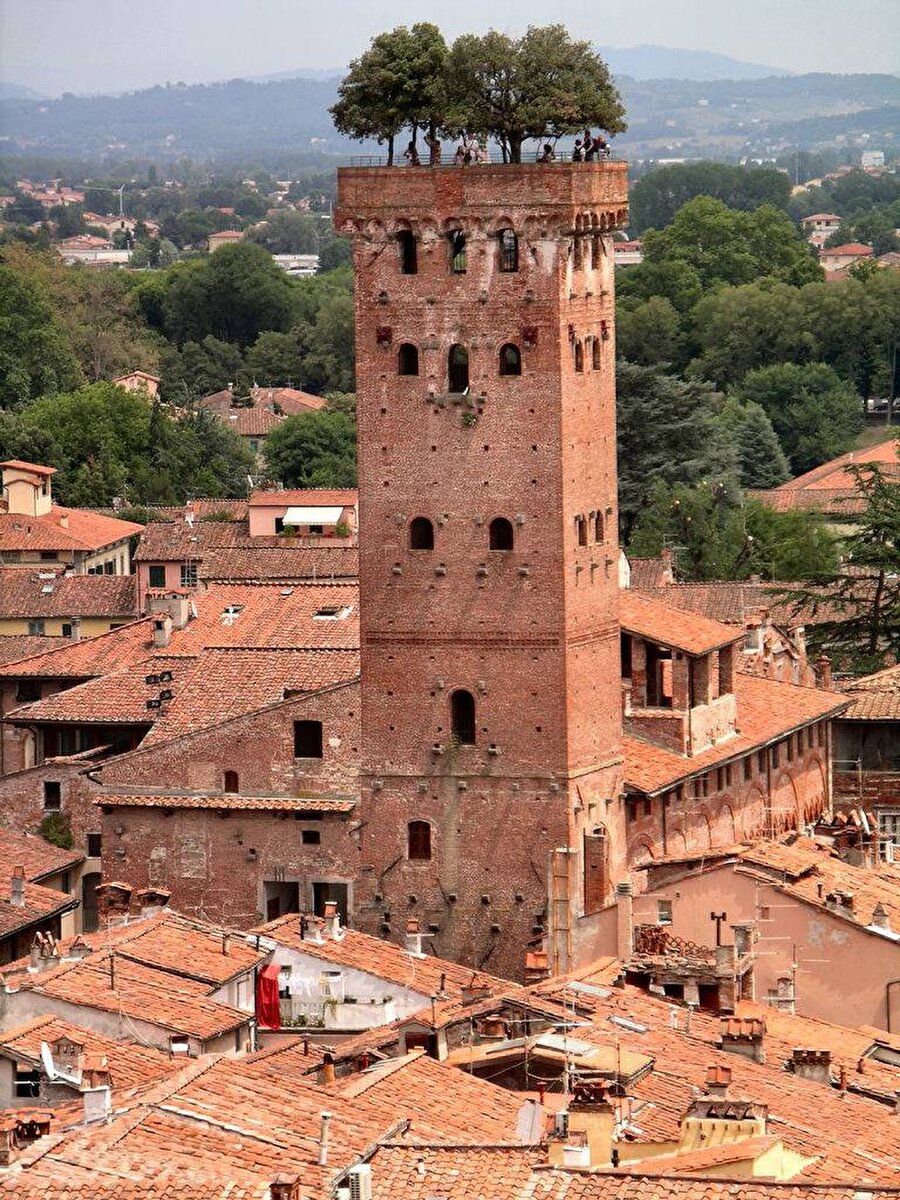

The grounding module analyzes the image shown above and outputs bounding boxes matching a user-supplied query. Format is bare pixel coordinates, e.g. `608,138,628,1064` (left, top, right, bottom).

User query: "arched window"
448,230,467,274
397,230,417,275
499,343,521,376
489,517,514,551
450,689,476,745
398,343,419,375
408,820,431,861
448,345,469,393
409,517,434,550
498,228,518,272
574,341,584,373
575,515,588,547
224,770,239,794
594,512,604,543
592,338,602,370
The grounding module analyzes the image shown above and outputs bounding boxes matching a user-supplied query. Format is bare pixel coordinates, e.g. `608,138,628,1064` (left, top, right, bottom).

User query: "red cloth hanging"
256,963,281,1030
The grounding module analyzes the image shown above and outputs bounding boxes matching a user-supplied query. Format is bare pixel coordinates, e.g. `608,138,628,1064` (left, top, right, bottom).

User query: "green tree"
162,242,295,346
615,296,682,366
616,362,737,539
241,330,306,389
249,211,322,255
50,203,86,238
264,410,357,487
317,236,351,272
717,397,791,489
641,197,821,293
689,280,816,387
776,465,900,674
734,362,863,475
446,25,624,163
630,162,791,235
159,336,244,405
0,261,82,408
331,24,449,164
301,292,355,394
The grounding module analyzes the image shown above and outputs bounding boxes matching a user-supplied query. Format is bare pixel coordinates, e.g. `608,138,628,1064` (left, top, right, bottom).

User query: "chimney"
871,902,891,931
0,1119,19,1167
270,1174,303,1200
548,1081,615,1169
405,918,424,957
83,1081,112,1125
615,881,633,961
59,511,69,529
135,887,170,918
152,613,172,649
816,655,833,690
705,1064,732,1098
321,1053,335,1087
791,1048,833,1085
68,617,81,642
300,914,324,943
10,866,25,908
222,931,231,956
719,1017,766,1064
323,900,342,940
318,1110,332,1166
95,881,132,926
66,935,91,960
461,974,492,1006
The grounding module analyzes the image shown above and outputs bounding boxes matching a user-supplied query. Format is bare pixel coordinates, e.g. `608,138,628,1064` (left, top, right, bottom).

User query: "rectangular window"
16,680,41,703
301,829,321,845
180,563,198,588
807,726,815,751
61,623,73,638
657,900,673,926
818,723,826,747
15,1067,41,1098
27,620,46,635
642,798,652,818
725,764,733,787
103,561,115,575
294,720,323,758
87,833,102,858
43,781,61,811
40,551,57,562
743,757,752,782
758,750,766,774
772,743,780,768
308,524,323,536
148,565,166,589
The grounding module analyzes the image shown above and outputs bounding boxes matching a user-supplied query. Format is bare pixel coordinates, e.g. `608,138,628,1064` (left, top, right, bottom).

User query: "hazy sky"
2,0,898,95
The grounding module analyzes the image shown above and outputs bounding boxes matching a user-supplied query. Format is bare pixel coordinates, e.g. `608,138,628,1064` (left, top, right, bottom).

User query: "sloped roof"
98,792,355,813
222,406,284,436
0,506,143,553
0,635,59,666
625,674,848,794
774,437,899,493
0,460,56,476
840,662,900,720
0,874,78,939
249,488,358,507
0,569,137,619
0,827,84,881
199,544,359,582
820,242,874,256
619,590,743,655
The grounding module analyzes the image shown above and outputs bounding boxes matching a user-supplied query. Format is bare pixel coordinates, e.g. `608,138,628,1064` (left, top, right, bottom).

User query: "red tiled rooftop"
0,505,143,553
0,569,137,619
841,662,900,720
0,874,78,939
619,590,742,655
0,827,84,881
0,635,60,667
249,488,358,507
625,674,848,794
775,437,899,493
99,792,355,813
820,242,874,256
0,460,56,476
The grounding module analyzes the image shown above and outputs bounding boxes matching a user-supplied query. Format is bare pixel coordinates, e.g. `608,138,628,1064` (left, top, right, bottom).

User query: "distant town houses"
197,383,326,460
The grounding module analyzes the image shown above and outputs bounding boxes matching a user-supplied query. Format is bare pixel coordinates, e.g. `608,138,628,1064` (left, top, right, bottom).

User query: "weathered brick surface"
337,163,629,977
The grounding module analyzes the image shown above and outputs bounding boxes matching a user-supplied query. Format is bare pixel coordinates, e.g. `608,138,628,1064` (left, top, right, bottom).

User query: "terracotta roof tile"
625,674,848,794
0,506,142,553
774,437,899,493
222,406,286,436
0,569,136,620
0,874,78,938
0,827,84,881
98,791,355,813
619,591,742,655
199,544,358,581
250,386,326,414
840,662,900,720
249,488,358,507
0,635,59,666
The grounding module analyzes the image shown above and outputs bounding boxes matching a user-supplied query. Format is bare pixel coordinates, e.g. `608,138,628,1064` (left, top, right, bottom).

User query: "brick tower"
336,161,630,979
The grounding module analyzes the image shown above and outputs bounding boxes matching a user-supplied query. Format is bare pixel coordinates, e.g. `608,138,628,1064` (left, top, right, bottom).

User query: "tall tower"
336,161,630,979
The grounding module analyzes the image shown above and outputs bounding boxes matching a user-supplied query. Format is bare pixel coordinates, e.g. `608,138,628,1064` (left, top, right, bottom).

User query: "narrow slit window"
448,344,469,393
576,515,588,547
593,512,603,542
224,770,239,794
574,341,584,373
448,230,467,273
450,689,476,745
408,820,432,861
398,230,417,274
409,517,434,550
499,343,521,376
498,228,518,272
398,343,419,375
592,337,602,370
489,517,514,551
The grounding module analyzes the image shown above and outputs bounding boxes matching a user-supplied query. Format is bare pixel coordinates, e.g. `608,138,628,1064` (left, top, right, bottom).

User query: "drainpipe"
825,721,834,822
765,746,774,839
886,980,900,1033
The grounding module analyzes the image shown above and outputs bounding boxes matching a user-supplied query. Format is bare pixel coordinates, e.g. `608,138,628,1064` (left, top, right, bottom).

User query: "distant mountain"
0,81,45,101
597,44,789,81
250,67,343,83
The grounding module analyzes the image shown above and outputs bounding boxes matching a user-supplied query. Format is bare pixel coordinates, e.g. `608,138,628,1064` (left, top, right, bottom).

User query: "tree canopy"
332,23,625,164
264,409,357,488
630,162,791,235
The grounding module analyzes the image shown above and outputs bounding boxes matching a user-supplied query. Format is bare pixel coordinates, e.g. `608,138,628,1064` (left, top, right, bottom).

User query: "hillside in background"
597,44,788,80
0,71,896,165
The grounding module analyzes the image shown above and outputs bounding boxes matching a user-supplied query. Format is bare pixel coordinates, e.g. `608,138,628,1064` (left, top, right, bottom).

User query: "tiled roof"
839,662,900,721
222,406,285,436
0,635,59,666
255,914,511,998
9,950,251,1041
0,618,155,679
739,836,900,933
0,874,78,939
98,792,355,813
750,486,869,515
619,591,742,655
628,557,671,591
625,674,848,794
134,520,247,561
774,437,899,493
249,488,358,507
0,1014,181,1091
7,654,184,725
0,569,137,619
0,506,143,553
200,544,359,582
635,580,796,626
0,827,84,881
820,242,874,256
0,460,56,476
0,1162,270,1199
250,386,326,414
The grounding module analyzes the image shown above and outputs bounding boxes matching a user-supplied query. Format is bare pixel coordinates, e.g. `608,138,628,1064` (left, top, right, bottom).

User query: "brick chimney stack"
9,866,25,908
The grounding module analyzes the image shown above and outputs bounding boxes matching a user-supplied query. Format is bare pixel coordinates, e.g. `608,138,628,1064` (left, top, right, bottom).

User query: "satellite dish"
40,1041,57,1081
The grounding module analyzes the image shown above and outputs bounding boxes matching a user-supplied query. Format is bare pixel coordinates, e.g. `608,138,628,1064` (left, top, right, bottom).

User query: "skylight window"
314,605,352,621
